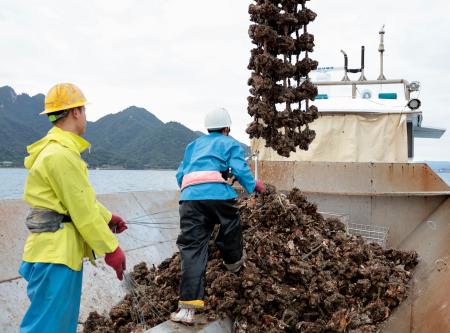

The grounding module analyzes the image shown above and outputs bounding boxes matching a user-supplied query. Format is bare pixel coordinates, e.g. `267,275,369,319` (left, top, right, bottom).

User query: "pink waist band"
181,171,226,190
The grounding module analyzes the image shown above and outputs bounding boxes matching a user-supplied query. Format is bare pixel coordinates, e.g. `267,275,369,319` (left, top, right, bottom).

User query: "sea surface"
440,172,450,185
0,168,178,200
0,168,449,200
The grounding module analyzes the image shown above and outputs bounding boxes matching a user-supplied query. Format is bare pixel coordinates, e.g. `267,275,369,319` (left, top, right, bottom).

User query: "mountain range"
0,86,209,169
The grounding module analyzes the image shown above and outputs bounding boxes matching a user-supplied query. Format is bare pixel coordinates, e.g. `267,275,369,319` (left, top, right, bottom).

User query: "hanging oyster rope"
247,0,319,157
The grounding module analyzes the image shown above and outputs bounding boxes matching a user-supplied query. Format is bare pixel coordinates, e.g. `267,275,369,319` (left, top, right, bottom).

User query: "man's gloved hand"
105,246,126,280
227,175,237,186
254,180,265,193
109,214,128,233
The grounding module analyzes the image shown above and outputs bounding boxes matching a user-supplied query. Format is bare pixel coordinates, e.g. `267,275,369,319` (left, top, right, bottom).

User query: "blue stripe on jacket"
176,132,256,201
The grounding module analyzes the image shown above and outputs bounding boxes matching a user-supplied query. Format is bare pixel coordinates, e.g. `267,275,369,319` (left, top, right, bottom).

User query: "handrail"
311,79,411,99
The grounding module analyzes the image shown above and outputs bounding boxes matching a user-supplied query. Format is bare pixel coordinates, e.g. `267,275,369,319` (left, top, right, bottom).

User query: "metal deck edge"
145,318,233,333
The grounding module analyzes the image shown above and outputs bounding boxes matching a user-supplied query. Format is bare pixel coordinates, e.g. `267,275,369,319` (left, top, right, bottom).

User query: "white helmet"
204,107,232,130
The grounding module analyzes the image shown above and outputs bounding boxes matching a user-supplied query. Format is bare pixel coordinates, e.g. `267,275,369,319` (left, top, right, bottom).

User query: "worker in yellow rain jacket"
19,83,127,333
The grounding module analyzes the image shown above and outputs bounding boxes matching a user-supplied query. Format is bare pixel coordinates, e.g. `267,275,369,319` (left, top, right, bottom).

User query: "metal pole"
246,151,259,180
254,150,259,180
358,46,367,81
341,50,350,81
378,25,386,80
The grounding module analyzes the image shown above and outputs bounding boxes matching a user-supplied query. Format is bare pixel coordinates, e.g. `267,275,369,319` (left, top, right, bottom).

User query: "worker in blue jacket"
171,107,265,324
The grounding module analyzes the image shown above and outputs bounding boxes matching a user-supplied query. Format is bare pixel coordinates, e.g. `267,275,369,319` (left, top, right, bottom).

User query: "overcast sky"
1,0,449,161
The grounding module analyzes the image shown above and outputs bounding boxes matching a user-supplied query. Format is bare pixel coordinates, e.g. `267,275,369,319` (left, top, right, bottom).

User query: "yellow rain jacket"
22,126,118,271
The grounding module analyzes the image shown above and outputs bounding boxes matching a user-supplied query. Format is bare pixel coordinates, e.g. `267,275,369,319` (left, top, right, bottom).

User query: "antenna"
378,25,386,80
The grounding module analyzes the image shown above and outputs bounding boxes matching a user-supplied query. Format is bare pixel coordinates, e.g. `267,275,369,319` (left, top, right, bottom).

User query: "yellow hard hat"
40,83,87,115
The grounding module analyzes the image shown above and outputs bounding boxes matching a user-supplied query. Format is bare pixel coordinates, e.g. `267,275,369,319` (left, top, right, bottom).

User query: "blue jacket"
176,132,256,201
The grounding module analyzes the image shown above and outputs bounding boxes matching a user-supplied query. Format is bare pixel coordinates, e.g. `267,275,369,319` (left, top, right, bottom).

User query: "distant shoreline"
0,166,177,171
0,165,449,173
90,166,177,171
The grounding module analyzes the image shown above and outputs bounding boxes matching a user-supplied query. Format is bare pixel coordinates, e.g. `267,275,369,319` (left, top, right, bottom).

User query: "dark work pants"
177,199,243,302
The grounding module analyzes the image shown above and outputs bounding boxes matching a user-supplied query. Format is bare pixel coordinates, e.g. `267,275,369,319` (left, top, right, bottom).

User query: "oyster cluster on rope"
246,0,319,157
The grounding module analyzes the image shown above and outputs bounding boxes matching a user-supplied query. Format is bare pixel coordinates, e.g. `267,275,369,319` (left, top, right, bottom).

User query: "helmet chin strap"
48,110,70,123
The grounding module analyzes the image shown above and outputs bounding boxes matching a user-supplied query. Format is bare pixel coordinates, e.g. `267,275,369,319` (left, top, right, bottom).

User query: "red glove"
109,214,128,233
105,246,126,280
254,180,265,193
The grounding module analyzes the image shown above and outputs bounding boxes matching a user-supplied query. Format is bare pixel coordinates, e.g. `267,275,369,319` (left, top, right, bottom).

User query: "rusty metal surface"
0,199,30,282
382,197,450,333
307,194,446,248
370,163,450,193
0,278,28,333
253,161,450,195
0,190,180,332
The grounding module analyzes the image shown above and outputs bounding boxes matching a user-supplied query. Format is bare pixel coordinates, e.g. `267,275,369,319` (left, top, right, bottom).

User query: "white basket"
320,211,389,248
320,211,350,224
345,222,389,248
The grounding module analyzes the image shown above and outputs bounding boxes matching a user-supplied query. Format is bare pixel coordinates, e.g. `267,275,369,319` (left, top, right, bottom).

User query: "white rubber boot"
224,249,247,273
170,308,195,324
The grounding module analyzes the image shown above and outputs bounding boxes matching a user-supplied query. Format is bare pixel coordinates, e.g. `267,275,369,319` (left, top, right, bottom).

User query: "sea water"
0,168,178,199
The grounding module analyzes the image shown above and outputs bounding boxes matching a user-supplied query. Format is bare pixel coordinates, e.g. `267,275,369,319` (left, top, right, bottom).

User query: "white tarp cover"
251,113,408,162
